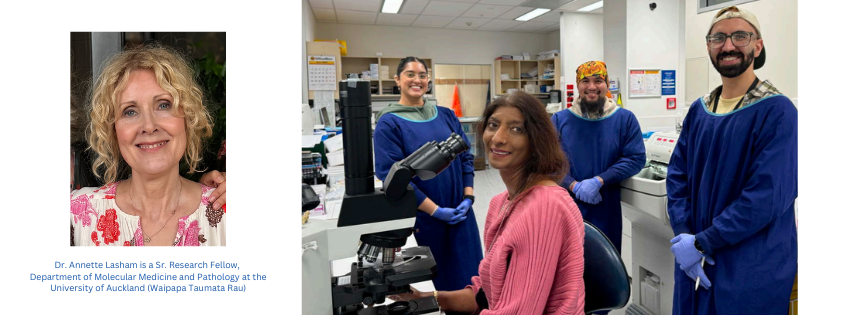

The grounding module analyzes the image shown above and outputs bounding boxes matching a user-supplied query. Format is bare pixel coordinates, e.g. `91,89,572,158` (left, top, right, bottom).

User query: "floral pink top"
70,182,226,246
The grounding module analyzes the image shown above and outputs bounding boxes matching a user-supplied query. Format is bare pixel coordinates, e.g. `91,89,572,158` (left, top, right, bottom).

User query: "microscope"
302,80,469,315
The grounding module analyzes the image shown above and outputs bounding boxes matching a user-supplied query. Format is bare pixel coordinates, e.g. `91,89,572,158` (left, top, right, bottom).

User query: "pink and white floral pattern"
71,183,223,246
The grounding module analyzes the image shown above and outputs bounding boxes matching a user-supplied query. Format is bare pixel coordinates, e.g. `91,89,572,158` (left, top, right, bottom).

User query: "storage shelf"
340,56,432,97
494,55,560,97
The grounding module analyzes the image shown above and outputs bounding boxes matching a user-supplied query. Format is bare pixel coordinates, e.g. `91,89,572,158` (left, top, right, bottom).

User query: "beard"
581,94,606,117
712,49,754,78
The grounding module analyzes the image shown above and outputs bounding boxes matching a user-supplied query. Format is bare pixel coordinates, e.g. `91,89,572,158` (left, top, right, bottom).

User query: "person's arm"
373,119,436,213
667,107,694,235
390,286,478,313
551,113,578,190
597,112,646,185
694,102,798,257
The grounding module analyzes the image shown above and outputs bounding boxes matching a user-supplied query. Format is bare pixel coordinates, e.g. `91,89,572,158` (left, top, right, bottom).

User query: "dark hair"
477,91,568,195
396,56,429,77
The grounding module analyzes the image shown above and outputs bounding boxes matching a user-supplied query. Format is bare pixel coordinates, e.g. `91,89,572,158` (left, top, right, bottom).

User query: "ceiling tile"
309,0,334,9
558,0,600,11
334,0,381,12
590,7,603,14
538,24,561,32
462,4,513,19
477,19,523,31
336,10,378,24
496,6,535,20
313,8,337,21
318,20,338,24
400,0,429,15
376,13,418,26
421,1,475,17
528,10,560,23
446,17,493,29
478,0,527,5
441,0,481,3
411,15,456,28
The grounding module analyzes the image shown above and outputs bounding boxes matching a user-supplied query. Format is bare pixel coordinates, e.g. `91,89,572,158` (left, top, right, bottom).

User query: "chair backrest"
583,221,630,314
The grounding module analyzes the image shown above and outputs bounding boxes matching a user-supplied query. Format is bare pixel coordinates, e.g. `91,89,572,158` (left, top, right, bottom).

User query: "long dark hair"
477,91,568,195
396,56,429,77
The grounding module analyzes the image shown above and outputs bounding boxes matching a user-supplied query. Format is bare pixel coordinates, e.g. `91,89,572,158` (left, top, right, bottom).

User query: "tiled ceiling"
308,0,603,33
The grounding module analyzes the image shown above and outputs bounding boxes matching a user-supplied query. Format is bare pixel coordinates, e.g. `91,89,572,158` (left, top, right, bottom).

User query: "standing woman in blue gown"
373,57,483,291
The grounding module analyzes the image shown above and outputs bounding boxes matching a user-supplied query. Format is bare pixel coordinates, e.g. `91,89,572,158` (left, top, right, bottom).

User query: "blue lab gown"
373,106,483,291
551,107,646,252
666,95,797,315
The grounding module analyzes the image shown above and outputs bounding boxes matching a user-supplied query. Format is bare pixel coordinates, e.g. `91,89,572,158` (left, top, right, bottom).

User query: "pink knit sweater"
466,185,585,315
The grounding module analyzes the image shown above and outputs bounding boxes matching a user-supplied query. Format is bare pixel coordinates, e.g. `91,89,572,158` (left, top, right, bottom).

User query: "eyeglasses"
706,31,755,49
401,72,429,80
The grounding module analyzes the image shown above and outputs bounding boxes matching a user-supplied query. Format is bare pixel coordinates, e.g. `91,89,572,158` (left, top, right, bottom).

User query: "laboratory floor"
473,167,631,315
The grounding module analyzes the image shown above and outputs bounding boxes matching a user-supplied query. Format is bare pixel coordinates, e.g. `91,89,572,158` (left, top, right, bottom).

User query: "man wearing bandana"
551,61,646,266
666,6,797,315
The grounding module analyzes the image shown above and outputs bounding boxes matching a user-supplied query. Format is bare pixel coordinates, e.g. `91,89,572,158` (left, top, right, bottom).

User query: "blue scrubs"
666,95,797,315
373,106,482,291
551,107,646,252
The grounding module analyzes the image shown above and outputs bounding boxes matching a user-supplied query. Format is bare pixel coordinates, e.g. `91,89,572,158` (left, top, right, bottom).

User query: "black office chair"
583,221,630,314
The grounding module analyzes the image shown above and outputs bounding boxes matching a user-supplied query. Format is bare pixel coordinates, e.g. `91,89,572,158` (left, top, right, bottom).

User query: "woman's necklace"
131,180,182,243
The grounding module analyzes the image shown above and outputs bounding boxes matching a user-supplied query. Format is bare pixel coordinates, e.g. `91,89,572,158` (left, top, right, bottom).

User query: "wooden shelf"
339,56,432,97
494,55,561,97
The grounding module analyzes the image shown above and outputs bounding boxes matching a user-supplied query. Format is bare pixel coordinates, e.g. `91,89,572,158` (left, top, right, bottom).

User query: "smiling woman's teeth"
139,141,167,149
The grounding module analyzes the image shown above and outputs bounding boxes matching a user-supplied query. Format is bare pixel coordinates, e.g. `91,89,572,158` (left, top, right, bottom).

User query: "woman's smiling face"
114,69,187,177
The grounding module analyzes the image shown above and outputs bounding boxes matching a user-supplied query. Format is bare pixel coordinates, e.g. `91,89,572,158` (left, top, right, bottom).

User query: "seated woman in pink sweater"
391,91,585,314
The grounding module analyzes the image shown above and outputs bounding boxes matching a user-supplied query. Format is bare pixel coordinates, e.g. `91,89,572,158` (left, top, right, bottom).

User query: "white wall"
685,0,797,103
623,0,686,131
315,23,550,65
547,30,560,52
604,0,628,106
560,12,605,91
302,0,316,104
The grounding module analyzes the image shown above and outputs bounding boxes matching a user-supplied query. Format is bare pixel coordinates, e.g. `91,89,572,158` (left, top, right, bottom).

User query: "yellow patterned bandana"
576,60,608,84
576,61,612,98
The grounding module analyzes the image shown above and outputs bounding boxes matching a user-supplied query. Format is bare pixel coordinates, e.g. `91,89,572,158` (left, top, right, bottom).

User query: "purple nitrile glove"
448,198,473,225
670,234,715,269
681,259,713,289
432,206,458,223
575,178,603,204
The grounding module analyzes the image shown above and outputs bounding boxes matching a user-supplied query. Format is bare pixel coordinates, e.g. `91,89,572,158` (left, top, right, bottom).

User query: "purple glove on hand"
449,199,473,225
432,206,457,223
574,178,603,204
670,234,715,289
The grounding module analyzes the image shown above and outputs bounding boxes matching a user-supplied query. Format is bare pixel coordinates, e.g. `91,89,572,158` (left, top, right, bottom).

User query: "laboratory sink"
620,167,666,196
620,167,673,239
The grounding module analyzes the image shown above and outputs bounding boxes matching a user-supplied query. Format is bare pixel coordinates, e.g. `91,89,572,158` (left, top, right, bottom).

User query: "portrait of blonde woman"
70,44,225,246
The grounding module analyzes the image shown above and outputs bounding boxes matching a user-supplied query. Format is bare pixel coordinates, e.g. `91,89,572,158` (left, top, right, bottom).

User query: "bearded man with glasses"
665,6,797,315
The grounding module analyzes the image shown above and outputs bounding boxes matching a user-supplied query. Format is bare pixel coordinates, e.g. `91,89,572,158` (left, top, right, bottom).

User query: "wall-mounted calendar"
308,55,337,91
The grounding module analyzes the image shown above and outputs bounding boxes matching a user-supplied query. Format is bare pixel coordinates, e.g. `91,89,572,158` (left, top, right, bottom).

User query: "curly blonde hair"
88,44,212,184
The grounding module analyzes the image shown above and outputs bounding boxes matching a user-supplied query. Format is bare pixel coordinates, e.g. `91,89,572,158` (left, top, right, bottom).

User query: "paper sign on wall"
629,69,662,98
308,55,337,91
661,70,676,96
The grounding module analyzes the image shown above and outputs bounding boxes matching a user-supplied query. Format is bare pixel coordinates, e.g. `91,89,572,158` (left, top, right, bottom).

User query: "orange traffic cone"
452,83,463,117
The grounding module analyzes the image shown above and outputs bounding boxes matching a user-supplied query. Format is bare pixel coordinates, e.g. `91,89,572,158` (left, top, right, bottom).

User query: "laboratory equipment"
302,80,467,315
620,131,679,315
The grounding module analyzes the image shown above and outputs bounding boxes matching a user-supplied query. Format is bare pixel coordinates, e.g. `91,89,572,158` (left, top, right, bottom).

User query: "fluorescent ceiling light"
382,0,404,14
577,1,603,12
516,8,551,21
